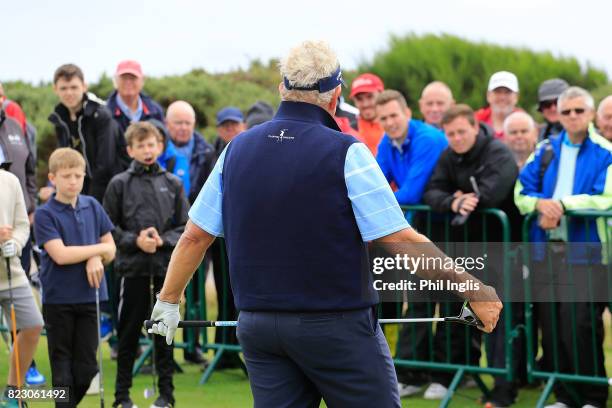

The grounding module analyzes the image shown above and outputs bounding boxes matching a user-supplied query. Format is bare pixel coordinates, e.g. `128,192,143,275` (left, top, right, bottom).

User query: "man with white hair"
476,71,521,139
503,111,538,169
596,95,612,142
516,86,612,408
149,40,502,408
418,81,455,128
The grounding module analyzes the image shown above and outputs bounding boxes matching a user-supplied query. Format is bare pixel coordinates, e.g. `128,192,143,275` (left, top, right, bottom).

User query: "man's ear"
328,86,342,114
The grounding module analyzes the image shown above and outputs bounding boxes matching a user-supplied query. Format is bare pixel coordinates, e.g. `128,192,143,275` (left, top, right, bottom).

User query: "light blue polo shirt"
189,142,410,241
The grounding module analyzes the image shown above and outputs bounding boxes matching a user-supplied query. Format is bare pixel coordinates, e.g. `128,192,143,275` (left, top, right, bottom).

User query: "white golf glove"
1,240,17,258
148,298,180,345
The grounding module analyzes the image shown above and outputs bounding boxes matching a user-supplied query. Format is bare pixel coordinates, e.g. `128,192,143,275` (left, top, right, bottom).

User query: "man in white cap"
475,71,521,140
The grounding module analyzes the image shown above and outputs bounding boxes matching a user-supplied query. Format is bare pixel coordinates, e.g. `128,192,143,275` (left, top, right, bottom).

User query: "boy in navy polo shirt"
103,122,189,408
34,148,116,407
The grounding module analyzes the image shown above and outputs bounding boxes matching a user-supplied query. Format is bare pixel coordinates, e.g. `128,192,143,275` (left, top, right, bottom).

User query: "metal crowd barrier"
393,204,519,407
522,209,612,408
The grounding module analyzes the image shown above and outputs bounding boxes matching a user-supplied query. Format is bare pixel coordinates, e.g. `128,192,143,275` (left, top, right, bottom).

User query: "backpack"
537,139,554,191
2,99,37,160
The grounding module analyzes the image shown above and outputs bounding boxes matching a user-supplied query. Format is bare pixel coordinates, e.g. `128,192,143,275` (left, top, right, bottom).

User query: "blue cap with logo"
216,107,244,126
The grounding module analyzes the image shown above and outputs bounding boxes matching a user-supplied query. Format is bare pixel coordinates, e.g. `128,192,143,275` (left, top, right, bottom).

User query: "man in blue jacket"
515,87,612,408
375,90,447,207
374,89,448,397
149,40,502,408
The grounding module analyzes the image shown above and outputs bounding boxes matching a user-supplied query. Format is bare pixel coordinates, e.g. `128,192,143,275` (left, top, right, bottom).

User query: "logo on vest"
268,129,294,143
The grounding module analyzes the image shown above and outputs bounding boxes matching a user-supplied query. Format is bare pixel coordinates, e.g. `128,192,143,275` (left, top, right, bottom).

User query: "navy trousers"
237,308,400,408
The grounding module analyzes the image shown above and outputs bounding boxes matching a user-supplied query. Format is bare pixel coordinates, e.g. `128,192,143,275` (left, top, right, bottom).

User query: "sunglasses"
538,100,557,111
560,108,586,116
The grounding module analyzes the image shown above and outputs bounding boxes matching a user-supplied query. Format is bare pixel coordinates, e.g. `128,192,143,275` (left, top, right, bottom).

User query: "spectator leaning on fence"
48,64,125,203
536,78,569,141
148,39,502,408
596,95,612,142
475,71,521,140
514,86,612,408
0,169,44,408
423,104,521,405
350,73,386,155
373,89,448,399
34,148,116,408
418,81,455,129
503,111,538,169
375,90,448,207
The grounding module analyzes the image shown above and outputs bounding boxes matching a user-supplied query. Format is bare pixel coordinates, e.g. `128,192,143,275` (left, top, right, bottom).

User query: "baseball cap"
350,73,384,98
245,101,274,129
216,107,243,126
116,60,143,78
538,78,569,102
487,71,519,93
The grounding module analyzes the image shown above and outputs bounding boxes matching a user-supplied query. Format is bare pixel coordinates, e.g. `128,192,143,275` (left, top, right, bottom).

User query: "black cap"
538,79,569,103
245,101,274,129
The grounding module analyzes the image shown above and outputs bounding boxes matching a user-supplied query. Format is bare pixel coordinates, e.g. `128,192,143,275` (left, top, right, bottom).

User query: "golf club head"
144,387,155,399
445,301,483,328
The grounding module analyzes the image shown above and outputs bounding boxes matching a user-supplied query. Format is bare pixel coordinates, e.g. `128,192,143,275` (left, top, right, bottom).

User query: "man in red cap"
350,73,385,155
106,60,165,149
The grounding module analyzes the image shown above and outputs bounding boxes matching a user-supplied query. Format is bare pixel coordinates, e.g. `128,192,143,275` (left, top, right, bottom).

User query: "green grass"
2,328,610,407
2,274,610,407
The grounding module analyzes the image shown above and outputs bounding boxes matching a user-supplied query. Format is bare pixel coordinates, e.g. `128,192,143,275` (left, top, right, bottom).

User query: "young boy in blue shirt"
103,122,189,408
34,148,116,407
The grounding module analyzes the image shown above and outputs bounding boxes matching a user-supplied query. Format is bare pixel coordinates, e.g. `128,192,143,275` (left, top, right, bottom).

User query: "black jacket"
188,132,216,203
423,123,521,241
49,94,126,202
103,161,190,277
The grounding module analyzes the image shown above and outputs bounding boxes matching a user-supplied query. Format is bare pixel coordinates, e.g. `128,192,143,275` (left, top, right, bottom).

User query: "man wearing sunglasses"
515,86,612,408
536,78,569,141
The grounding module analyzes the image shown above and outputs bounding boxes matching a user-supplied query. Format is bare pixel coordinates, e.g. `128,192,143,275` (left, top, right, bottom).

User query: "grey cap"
538,78,569,102
245,101,275,129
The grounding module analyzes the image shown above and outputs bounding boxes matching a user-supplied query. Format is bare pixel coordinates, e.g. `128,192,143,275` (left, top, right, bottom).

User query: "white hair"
597,95,612,117
167,100,196,121
557,86,595,112
279,40,339,106
503,111,536,135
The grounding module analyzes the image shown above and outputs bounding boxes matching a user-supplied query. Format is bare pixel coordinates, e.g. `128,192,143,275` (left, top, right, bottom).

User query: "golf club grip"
144,320,237,329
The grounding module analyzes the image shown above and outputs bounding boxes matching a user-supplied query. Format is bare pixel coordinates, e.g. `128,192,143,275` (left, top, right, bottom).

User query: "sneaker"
397,382,422,397
0,397,21,408
544,403,570,408
86,372,100,395
462,377,478,388
184,347,208,365
113,399,138,408
150,396,173,408
25,366,46,386
582,405,600,408
100,314,113,341
423,382,448,399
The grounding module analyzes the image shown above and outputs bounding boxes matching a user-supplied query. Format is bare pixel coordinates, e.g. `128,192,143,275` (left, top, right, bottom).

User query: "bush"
361,33,608,117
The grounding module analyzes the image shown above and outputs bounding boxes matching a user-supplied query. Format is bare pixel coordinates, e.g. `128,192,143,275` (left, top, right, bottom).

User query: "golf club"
5,251,24,408
95,287,105,408
144,236,157,400
145,301,483,330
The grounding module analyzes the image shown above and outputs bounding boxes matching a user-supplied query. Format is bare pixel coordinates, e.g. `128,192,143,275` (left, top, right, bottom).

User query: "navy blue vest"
222,101,378,312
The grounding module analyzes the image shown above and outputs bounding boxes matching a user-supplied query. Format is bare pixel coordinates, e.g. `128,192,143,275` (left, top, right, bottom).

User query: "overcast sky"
3,0,609,84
